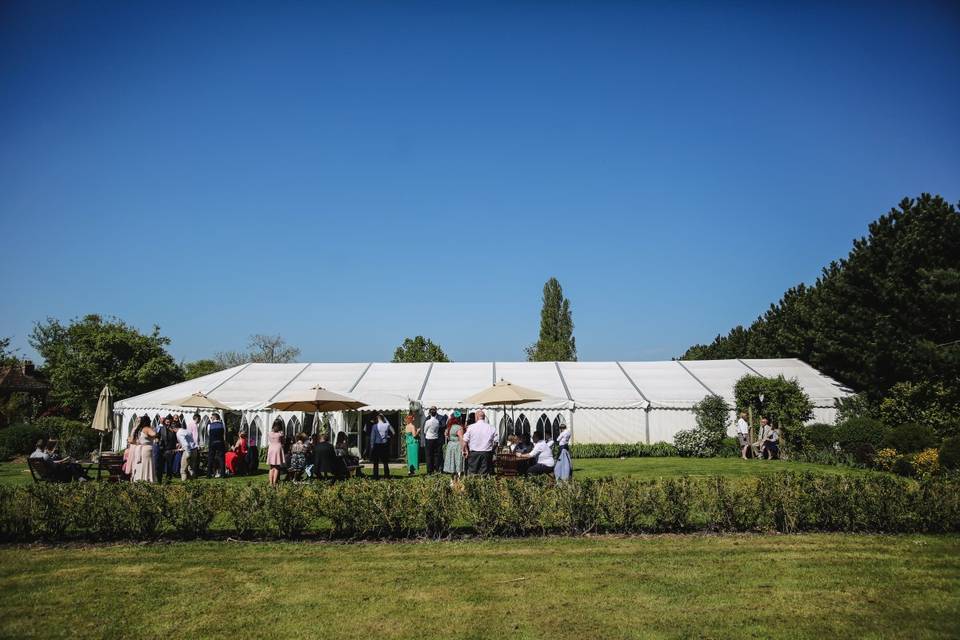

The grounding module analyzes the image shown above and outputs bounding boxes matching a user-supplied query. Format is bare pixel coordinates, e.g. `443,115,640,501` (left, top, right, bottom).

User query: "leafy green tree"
693,394,731,440
733,375,813,429
878,380,960,439
526,277,577,361
29,315,184,417
682,194,960,402
184,359,222,380
392,336,450,363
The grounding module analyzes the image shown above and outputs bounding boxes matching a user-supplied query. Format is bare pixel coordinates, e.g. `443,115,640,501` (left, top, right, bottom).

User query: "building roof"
115,358,852,412
0,364,50,394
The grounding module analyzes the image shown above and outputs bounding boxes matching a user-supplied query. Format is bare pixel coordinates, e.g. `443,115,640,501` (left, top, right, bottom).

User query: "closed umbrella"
462,379,546,442
164,392,234,412
91,385,115,479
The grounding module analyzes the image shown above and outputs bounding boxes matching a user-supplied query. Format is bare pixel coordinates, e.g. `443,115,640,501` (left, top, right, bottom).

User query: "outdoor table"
494,453,528,477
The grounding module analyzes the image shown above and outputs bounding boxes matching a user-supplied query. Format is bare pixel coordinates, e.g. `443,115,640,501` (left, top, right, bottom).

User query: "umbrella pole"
97,432,104,481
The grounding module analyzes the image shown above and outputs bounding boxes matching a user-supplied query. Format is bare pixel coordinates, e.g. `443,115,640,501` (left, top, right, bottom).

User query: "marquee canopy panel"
116,358,851,416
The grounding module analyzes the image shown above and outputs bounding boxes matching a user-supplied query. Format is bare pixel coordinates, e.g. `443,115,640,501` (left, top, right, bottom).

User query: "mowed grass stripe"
1,535,957,640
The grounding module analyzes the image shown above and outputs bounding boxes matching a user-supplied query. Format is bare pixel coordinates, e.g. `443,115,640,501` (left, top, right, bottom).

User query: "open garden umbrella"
462,379,546,441
91,384,115,478
267,385,367,412
164,392,235,412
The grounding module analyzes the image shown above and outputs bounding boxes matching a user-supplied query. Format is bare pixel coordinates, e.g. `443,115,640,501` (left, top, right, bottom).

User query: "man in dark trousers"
313,432,345,481
206,413,227,478
422,406,446,474
157,415,179,482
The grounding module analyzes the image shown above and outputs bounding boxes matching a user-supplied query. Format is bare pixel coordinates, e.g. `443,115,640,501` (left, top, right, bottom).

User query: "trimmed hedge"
569,442,678,458
0,472,957,542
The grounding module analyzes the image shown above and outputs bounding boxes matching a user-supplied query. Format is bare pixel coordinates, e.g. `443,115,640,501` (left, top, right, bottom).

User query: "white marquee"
113,358,851,449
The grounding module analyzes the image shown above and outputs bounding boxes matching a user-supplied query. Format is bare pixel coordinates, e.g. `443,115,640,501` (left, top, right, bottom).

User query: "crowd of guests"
124,412,259,483
120,408,572,484
735,413,781,460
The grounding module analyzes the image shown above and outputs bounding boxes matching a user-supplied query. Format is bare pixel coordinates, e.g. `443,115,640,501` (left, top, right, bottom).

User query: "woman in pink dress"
267,418,286,486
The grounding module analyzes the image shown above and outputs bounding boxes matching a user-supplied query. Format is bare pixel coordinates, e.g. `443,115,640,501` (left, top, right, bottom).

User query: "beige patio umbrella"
267,385,367,412
91,385,115,476
462,379,546,441
164,392,235,412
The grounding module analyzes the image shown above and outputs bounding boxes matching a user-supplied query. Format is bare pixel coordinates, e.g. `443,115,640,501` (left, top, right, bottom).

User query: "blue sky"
1,1,958,364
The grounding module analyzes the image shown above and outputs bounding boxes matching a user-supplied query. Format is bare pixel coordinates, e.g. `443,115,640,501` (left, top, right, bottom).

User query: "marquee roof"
116,358,851,413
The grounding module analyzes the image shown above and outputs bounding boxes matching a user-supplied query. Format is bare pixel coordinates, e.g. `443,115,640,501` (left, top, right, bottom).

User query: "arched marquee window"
536,413,551,438
199,416,210,446
498,414,513,442
550,415,564,442
286,415,302,440
514,414,531,438
249,416,263,448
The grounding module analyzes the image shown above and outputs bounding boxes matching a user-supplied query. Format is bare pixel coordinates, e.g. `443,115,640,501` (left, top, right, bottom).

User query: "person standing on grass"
404,414,420,476
370,413,394,479
423,406,444,474
188,413,201,445
519,431,555,476
206,413,227,478
462,409,497,475
130,415,158,483
555,422,573,480
176,418,199,480
443,416,464,477
267,418,286,486
157,414,179,483
736,412,751,459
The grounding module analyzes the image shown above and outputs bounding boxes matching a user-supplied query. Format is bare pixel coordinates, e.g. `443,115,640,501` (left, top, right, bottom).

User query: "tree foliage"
526,277,577,361
184,359,222,380
392,336,449,363
29,315,184,417
733,374,813,429
683,194,960,400
878,381,960,440
214,334,301,368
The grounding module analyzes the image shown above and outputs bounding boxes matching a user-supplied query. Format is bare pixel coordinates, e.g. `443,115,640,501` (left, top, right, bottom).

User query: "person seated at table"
515,433,534,455
232,430,250,476
518,432,555,476
287,432,309,481
44,441,88,482
314,432,346,481
761,423,781,460
335,431,361,472
505,434,520,453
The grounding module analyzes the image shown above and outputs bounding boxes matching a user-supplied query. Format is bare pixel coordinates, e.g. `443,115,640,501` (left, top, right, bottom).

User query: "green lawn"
0,534,957,639
0,456,873,487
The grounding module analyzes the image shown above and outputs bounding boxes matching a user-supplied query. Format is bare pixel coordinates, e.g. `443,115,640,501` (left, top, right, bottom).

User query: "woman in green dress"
404,414,420,476
443,416,464,477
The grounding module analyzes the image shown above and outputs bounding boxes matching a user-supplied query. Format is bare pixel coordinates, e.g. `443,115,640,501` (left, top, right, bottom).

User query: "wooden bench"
97,453,129,482
27,457,67,483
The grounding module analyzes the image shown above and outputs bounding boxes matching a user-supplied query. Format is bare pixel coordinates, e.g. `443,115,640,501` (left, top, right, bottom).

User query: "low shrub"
0,473,958,542
834,417,888,452
873,448,899,472
673,429,713,457
937,437,960,471
883,423,940,454
787,423,837,453
892,456,915,478
0,424,42,460
912,448,940,478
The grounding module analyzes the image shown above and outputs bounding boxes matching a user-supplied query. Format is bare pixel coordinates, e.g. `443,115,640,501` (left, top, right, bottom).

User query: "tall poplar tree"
526,278,577,361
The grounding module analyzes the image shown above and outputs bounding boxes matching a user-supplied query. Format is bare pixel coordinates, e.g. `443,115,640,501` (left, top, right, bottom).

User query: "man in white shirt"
520,432,555,476
556,423,571,452
423,406,444,474
462,409,497,475
736,412,750,459
176,421,199,480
